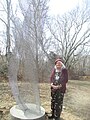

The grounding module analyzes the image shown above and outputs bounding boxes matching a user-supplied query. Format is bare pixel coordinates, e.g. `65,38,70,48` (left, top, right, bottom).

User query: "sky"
49,0,83,16
0,0,83,54
50,0,83,15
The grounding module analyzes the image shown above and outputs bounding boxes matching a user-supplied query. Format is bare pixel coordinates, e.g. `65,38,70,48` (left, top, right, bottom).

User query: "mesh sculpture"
8,0,45,119
8,39,43,118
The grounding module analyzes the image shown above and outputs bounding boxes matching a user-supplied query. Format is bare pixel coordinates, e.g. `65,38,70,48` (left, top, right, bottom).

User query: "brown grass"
0,80,90,120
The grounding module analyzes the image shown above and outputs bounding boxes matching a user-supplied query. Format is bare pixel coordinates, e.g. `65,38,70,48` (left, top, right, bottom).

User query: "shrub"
0,62,8,79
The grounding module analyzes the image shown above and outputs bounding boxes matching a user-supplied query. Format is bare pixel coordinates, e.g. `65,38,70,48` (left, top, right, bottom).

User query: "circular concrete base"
10,104,45,120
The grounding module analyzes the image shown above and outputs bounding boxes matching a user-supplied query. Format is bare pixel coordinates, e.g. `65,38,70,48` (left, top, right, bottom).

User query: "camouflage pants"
51,89,64,118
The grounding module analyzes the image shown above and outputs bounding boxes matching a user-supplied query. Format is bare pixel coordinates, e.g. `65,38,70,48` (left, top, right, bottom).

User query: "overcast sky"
49,0,83,16
0,0,84,54
14,0,83,16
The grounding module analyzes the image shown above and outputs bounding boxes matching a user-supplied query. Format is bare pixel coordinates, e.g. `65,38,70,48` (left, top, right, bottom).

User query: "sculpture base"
10,103,45,120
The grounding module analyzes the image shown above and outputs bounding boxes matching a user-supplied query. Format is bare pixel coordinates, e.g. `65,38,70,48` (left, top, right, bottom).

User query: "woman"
48,59,68,120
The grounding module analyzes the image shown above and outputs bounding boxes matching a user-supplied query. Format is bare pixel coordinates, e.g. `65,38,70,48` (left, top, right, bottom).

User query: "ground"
0,79,90,120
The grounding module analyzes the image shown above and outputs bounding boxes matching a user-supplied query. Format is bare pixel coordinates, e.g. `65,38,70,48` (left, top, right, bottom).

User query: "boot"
48,115,54,119
48,111,54,119
55,117,60,120
48,113,54,119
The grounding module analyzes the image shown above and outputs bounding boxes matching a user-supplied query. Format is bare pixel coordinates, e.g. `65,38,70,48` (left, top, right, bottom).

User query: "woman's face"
56,61,62,70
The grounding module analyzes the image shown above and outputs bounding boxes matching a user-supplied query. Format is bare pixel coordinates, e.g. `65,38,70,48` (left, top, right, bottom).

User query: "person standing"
48,58,68,120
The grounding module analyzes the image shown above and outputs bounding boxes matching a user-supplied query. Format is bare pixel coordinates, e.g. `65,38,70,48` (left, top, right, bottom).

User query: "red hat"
55,58,62,65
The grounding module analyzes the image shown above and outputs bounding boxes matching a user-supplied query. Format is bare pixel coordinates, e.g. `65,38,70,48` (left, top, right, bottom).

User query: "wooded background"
0,0,90,81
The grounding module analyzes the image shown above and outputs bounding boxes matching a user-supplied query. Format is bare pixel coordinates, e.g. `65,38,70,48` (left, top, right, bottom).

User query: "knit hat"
55,58,66,68
55,58,62,65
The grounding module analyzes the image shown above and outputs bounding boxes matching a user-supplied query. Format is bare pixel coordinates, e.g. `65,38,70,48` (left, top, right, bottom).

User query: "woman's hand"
53,85,59,90
57,84,62,89
51,83,62,90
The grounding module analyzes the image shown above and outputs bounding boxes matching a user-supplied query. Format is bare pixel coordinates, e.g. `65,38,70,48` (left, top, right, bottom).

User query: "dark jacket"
50,68,68,93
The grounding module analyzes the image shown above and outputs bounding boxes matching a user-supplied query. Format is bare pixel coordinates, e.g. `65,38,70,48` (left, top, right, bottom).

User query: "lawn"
0,79,90,120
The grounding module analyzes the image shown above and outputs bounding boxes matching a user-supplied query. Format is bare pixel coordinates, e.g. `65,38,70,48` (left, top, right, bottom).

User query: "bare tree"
18,0,49,75
47,2,90,69
0,0,12,62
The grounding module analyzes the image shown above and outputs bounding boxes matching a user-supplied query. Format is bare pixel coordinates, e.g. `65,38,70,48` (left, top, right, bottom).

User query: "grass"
63,80,90,120
0,79,90,120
